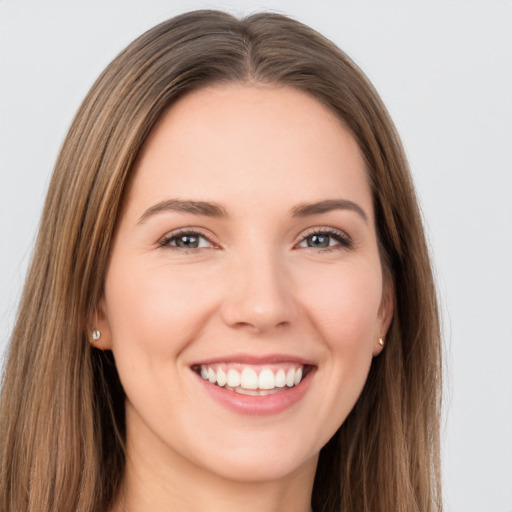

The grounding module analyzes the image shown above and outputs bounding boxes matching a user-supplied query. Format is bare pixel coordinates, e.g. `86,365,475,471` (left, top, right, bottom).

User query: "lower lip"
194,370,314,416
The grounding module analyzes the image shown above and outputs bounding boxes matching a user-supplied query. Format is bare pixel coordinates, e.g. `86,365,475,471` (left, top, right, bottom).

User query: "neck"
115,466,315,512
114,452,316,512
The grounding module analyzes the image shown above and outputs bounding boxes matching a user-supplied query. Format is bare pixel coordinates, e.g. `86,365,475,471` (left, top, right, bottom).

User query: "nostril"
229,320,290,333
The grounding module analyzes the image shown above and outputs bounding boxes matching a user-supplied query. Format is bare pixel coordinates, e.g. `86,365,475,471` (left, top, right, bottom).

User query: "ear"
372,279,394,356
89,297,113,350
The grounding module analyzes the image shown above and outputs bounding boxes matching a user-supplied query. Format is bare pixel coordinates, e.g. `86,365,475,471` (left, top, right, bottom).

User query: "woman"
0,10,442,512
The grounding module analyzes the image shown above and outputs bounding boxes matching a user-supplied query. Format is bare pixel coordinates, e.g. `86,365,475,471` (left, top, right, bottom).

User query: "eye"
159,230,214,250
297,229,352,250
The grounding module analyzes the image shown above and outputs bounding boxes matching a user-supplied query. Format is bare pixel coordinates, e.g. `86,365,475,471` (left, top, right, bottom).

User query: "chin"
203,449,317,484
181,426,322,484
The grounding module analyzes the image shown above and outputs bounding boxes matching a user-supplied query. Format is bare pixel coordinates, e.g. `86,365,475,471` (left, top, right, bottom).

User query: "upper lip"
190,353,315,366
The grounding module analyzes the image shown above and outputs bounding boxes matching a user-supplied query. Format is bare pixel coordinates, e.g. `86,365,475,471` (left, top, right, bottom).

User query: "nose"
220,248,296,334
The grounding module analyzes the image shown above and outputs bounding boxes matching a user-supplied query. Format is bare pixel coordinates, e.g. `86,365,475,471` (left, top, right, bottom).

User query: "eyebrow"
137,199,228,224
291,199,368,223
137,197,368,224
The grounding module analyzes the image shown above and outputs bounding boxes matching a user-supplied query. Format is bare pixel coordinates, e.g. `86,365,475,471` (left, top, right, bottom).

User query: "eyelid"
157,226,351,251
158,227,220,249
295,226,352,250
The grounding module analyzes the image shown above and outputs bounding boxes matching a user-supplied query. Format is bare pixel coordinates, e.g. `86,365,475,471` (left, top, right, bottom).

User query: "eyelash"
296,228,352,252
158,227,352,252
158,229,216,251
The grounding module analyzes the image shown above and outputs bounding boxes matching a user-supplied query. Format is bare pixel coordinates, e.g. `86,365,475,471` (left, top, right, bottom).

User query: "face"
97,85,393,484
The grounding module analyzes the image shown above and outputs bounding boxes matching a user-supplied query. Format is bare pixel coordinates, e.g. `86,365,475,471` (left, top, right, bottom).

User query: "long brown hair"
0,10,442,512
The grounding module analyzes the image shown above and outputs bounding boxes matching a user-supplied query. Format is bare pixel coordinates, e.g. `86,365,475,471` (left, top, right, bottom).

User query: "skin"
96,84,393,512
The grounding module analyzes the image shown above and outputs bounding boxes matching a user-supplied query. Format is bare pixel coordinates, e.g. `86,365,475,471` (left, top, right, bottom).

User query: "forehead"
126,84,372,219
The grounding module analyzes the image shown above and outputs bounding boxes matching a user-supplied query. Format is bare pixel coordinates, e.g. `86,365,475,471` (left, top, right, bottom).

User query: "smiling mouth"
191,363,314,396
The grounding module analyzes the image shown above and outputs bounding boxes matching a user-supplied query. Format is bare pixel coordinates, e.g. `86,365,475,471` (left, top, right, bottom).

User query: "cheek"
289,260,383,439
104,258,220,358
298,260,383,345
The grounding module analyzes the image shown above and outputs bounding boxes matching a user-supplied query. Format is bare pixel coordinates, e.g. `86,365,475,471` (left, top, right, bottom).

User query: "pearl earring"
378,338,385,347
92,329,101,341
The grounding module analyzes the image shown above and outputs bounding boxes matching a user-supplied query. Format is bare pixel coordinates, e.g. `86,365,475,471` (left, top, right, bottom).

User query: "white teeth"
294,367,303,386
198,364,306,391
258,369,275,390
227,368,241,387
234,387,277,396
240,367,258,389
286,368,295,387
216,368,227,387
275,369,286,388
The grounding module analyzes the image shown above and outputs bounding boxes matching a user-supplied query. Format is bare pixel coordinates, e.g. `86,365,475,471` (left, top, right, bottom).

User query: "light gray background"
1,1,511,511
